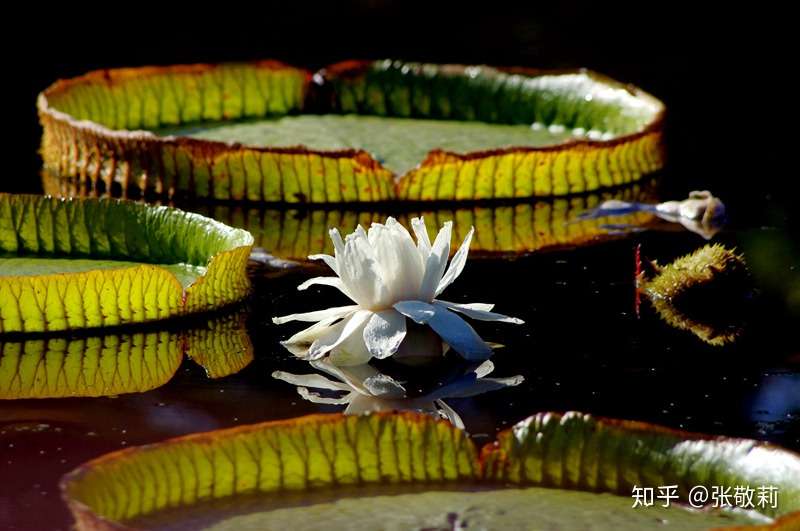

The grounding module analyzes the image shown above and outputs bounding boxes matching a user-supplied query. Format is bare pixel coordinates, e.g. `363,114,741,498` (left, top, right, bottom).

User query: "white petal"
436,226,474,296
279,316,347,358
308,253,339,274
419,221,452,301
297,276,353,301
339,226,389,309
329,227,345,256
368,219,424,302
329,315,374,366
435,300,524,324
329,333,373,366
411,217,432,260
426,305,492,360
393,300,436,324
308,310,373,359
271,371,353,392
272,304,359,325
362,309,407,359
437,301,494,312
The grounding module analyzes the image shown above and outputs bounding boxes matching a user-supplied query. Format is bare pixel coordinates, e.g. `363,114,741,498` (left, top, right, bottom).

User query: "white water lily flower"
272,359,524,429
273,217,524,365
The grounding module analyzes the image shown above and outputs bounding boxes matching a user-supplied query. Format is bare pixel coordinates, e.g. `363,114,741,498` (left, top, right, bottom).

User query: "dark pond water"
2,167,799,530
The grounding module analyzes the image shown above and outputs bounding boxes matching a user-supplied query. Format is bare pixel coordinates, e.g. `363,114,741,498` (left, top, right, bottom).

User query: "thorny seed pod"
637,244,753,346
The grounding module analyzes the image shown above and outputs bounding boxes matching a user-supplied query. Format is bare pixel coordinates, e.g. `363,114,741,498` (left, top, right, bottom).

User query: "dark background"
3,2,794,201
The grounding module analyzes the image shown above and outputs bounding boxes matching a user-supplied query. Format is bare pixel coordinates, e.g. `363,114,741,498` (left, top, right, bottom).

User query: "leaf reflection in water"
0,313,253,399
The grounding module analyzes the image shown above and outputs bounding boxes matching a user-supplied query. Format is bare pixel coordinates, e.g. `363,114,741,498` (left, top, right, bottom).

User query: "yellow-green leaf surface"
0,314,252,399
39,60,664,202
0,194,253,333
60,411,800,530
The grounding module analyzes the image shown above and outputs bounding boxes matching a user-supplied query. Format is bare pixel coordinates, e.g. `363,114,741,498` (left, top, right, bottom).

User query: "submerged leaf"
39,60,664,202
0,194,253,333
61,411,800,530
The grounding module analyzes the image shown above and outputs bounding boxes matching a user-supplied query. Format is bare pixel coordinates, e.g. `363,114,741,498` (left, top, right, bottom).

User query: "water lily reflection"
273,217,523,365
272,359,523,429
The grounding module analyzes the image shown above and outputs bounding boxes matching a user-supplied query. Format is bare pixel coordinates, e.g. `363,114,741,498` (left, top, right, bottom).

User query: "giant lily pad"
61,411,800,530
0,313,253,399
39,60,664,203
0,194,253,333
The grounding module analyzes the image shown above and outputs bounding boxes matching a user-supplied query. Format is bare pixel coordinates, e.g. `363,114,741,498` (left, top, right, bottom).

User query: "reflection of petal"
419,221,452,301
272,305,358,325
297,387,355,405
434,399,465,430
271,370,353,392
430,375,524,400
362,373,406,398
436,226,474,296
363,309,407,359
310,360,378,395
436,300,524,324
308,310,372,360
474,360,495,378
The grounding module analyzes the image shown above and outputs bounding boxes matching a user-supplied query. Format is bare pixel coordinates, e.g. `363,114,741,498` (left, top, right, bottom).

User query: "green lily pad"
39,60,665,203
0,194,254,333
135,485,769,530
60,411,800,530
0,313,253,399
157,114,586,176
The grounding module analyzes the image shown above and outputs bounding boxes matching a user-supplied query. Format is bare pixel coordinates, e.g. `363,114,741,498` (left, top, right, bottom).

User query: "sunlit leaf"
61,411,800,530
0,314,252,399
0,194,253,333
483,411,800,520
62,412,478,528
39,60,664,202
